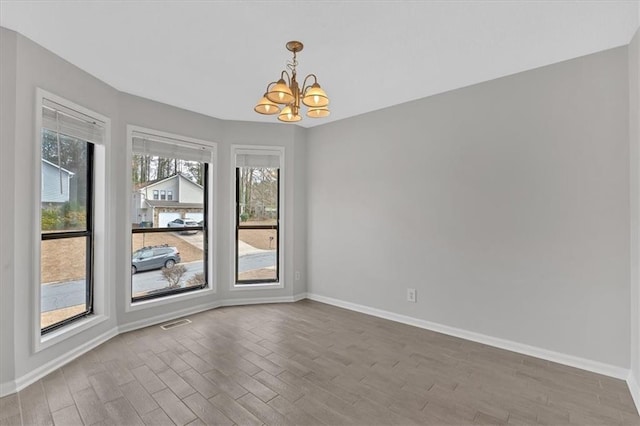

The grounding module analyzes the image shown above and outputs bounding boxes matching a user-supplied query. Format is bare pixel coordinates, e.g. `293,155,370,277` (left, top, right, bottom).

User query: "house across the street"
131,173,203,227
41,158,75,205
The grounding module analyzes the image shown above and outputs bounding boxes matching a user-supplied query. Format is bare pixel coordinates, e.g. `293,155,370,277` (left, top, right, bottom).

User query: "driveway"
176,232,265,256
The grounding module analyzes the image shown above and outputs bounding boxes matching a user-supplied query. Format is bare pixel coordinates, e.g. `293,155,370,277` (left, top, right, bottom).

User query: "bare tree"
186,272,205,287
162,264,186,288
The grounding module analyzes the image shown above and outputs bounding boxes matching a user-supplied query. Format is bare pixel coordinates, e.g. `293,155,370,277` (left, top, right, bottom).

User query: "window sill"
36,313,109,353
126,285,214,312
231,282,283,291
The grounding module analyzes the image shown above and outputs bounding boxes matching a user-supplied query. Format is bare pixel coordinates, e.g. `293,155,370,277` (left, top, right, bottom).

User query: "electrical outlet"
407,288,417,303
295,271,301,281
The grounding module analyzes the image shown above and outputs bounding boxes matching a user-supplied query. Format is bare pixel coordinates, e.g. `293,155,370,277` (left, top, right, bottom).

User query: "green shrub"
41,208,62,230
41,203,87,230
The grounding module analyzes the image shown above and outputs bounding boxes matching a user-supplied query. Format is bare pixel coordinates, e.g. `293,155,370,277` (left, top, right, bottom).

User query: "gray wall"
0,22,634,393
10,28,120,382
630,27,640,386
0,27,17,390
0,28,308,391
307,46,630,368
114,96,307,327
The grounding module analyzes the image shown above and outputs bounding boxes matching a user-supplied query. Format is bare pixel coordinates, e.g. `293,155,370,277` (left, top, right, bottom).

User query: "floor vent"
160,318,192,330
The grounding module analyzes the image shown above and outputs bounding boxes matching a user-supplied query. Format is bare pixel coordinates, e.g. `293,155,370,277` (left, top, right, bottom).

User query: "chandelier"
254,41,330,122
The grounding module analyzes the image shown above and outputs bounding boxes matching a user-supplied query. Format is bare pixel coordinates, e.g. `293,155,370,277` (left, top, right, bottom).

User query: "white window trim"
34,89,112,352
230,145,285,291
125,125,217,312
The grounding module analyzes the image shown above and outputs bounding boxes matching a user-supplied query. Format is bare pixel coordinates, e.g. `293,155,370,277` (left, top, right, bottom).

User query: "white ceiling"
1,1,639,128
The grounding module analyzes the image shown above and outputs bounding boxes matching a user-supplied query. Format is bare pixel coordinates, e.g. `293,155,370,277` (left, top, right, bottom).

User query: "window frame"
130,164,209,303
40,142,95,334
34,89,111,352
230,145,284,291
125,125,217,312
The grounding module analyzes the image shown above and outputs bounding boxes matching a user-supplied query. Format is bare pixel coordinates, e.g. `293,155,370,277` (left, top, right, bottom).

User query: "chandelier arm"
280,70,291,85
301,74,319,93
265,81,278,92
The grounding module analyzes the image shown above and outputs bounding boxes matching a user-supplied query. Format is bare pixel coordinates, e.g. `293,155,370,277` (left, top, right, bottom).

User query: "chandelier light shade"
266,79,295,105
254,41,330,122
279,106,302,122
306,106,330,118
302,83,329,108
254,94,280,115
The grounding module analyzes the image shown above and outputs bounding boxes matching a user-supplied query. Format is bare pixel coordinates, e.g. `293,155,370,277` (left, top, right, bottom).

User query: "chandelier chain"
287,51,298,76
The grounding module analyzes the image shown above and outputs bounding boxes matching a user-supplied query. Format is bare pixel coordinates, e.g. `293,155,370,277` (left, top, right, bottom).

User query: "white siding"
178,175,203,203
41,160,71,203
142,177,178,201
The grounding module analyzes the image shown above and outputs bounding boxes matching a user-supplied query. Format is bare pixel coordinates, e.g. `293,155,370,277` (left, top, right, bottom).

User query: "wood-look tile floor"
1,300,639,425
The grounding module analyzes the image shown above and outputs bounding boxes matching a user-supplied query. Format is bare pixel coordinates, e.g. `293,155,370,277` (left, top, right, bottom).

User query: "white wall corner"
628,372,640,415
293,292,308,302
305,293,630,381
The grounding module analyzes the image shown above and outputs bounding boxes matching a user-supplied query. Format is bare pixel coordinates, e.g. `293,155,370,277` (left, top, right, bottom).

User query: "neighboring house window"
167,190,173,201
233,146,282,285
40,96,105,333
153,190,159,200
131,129,213,302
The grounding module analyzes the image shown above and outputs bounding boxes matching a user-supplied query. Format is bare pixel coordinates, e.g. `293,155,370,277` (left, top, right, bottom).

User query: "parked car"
167,218,200,234
132,245,181,274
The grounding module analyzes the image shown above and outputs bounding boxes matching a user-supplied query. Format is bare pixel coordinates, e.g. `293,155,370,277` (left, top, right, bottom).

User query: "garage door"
158,212,181,227
187,213,203,222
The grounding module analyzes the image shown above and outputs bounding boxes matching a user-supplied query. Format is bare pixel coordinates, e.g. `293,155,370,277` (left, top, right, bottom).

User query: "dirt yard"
132,232,203,262
42,232,204,284
239,220,278,250
42,223,276,284
41,304,85,329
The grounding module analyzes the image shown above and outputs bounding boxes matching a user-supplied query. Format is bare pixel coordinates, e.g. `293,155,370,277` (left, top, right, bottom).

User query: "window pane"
131,231,204,299
236,165,279,284
41,130,89,233
238,229,277,281
238,167,278,224
131,150,207,301
41,237,88,329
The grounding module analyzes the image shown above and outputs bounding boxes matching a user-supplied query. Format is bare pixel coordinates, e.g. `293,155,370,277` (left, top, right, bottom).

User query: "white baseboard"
118,300,223,334
2,295,306,398
628,372,640,415
306,293,629,380
293,292,308,302
220,295,302,307
119,295,304,333
0,327,119,397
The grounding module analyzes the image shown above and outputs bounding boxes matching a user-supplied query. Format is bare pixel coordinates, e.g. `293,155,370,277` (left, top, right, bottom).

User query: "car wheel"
131,266,137,275
164,259,176,268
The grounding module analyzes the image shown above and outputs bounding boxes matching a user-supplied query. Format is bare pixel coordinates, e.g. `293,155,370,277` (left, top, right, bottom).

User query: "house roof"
1,2,637,128
42,158,74,176
138,173,202,191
